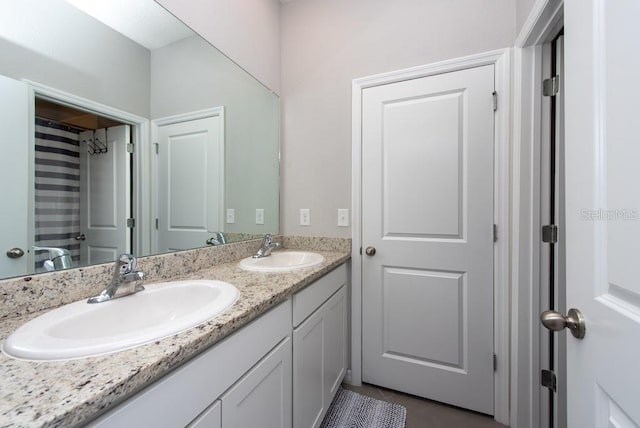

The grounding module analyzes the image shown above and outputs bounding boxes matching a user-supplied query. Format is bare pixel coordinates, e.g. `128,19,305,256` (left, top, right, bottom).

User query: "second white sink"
239,251,324,272
2,279,239,361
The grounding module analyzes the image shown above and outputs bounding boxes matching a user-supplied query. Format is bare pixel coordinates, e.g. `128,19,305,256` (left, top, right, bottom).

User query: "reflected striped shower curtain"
34,117,82,271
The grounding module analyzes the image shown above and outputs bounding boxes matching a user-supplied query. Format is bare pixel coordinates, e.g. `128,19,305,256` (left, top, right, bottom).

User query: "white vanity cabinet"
89,300,292,428
87,262,349,428
292,264,348,428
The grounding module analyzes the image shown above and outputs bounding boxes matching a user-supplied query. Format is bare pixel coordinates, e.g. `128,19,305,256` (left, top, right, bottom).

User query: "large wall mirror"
0,0,280,279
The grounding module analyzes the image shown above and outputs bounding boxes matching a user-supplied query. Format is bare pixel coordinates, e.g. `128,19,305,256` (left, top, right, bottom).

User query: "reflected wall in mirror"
0,0,280,279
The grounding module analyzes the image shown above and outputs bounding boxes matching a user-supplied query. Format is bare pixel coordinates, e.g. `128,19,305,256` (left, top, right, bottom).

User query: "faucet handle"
117,254,137,274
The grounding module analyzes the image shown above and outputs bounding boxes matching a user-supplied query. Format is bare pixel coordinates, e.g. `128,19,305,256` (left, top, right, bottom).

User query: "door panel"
384,268,464,368
564,0,640,426
79,126,130,265
383,92,463,238
156,116,223,252
0,75,29,277
362,65,495,414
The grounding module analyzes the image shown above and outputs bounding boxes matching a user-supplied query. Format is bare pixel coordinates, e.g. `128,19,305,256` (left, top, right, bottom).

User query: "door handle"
6,248,25,258
540,308,586,339
365,246,376,256
75,234,86,241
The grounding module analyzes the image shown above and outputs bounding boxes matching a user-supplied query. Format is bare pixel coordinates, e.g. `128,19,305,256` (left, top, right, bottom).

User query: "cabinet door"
188,400,221,428
221,337,292,428
293,311,325,428
324,286,347,402
293,286,347,428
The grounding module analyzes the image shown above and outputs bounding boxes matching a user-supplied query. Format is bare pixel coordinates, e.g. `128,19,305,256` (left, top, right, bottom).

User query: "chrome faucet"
206,232,227,246
87,254,146,304
252,234,281,258
33,246,73,272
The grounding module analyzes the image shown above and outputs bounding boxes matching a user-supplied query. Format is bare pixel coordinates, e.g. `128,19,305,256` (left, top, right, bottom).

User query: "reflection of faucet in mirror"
32,247,72,272
206,232,227,246
252,234,281,259
87,254,146,304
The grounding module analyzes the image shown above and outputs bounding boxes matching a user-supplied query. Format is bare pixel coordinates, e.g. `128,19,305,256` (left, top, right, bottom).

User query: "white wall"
516,0,539,36
156,0,281,95
0,0,150,117
150,36,280,234
280,0,516,237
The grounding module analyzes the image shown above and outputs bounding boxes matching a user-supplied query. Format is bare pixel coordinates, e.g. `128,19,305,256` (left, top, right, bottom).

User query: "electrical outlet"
338,209,349,227
226,208,235,224
256,209,264,225
299,208,310,226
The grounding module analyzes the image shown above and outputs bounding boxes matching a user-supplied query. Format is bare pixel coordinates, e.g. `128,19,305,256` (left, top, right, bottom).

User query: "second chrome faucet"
252,234,281,258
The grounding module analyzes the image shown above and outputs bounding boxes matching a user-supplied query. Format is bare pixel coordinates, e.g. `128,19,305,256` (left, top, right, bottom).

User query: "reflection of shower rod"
83,130,108,155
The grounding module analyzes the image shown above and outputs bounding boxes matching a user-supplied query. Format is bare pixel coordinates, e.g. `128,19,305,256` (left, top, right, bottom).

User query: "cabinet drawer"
293,264,347,327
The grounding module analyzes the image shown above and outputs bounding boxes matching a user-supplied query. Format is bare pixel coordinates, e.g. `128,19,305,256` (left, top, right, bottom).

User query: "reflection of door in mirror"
0,75,29,278
155,109,225,253
78,126,131,266
34,100,131,273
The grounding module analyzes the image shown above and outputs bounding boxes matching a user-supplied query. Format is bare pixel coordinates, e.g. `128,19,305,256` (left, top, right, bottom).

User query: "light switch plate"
338,209,349,227
299,209,310,226
226,208,235,224
256,209,264,225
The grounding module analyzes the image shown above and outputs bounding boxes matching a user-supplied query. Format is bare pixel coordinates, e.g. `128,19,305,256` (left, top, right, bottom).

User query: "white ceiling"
65,0,194,50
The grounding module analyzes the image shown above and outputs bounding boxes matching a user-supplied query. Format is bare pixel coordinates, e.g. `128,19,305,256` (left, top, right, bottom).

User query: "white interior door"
156,115,223,253
79,125,130,265
361,65,495,414
563,1,640,426
0,75,29,277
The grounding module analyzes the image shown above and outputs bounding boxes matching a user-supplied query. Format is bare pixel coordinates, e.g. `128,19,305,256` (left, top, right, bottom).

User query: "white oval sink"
2,280,238,361
239,251,324,272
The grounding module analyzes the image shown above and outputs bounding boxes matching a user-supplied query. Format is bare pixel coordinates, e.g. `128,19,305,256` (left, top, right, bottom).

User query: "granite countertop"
0,247,350,428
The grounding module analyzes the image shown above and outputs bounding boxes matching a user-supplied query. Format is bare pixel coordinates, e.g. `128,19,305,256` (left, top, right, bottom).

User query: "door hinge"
155,218,159,230
154,142,159,154
126,143,135,154
126,218,136,228
493,353,497,371
542,225,558,243
543,76,559,97
492,91,498,111
493,224,498,242
541,369,557,392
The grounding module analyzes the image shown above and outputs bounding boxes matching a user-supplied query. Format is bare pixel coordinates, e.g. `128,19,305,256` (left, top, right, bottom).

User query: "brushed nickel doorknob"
6,248,25,258
365,246,376,256
75,234,86,241
540,308,586,339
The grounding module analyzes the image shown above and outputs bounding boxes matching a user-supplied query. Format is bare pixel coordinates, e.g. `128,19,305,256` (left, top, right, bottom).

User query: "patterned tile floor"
342,383,508,428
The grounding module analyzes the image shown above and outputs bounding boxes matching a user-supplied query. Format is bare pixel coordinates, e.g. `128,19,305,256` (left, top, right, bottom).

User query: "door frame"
24,80,151,262
350,48,511,424
150,107,226,253
510,1,564,427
